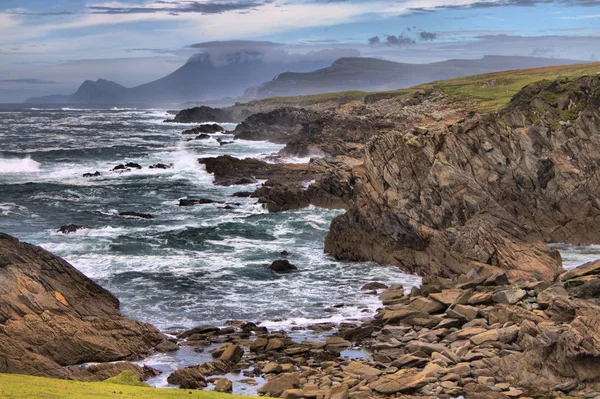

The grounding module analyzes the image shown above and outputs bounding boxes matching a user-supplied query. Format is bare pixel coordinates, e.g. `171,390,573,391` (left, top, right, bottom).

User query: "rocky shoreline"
140,259,600,399
3,73,600,398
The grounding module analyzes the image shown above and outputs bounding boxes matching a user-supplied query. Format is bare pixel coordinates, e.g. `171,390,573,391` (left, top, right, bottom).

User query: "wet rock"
380,289,405,306
361,282,388,291
167,366,207,389
112,164,127,171
339,325,374,341
149,163,172,169
155,340,180,353
179,198,219,206
219,344,244,364
118,211,154,219
125,162,142,169
83,171,101,177
270,259,298,272
182,124,223,135
57,224,85,234
233,191,253,197
326,337,352,348
200,155,312,187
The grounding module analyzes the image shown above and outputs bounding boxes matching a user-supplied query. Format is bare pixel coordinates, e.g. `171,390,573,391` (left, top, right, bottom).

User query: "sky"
1,0,599,102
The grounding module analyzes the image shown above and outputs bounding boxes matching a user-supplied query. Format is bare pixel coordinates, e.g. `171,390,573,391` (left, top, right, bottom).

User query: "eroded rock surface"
0,233,166,378
326,77,600,281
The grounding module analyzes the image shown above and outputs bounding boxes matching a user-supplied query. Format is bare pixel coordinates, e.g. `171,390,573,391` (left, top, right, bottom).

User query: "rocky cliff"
0,233,166,378
324,76,600,281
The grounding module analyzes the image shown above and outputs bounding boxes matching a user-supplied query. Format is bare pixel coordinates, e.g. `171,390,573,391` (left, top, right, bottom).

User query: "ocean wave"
0,156,41,173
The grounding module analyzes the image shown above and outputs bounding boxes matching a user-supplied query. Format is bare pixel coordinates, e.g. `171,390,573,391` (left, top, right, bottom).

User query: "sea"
0,105,597,390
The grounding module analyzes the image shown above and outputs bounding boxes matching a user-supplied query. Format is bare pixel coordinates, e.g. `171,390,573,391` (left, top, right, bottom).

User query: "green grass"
261,62,600,112
0,373,251,399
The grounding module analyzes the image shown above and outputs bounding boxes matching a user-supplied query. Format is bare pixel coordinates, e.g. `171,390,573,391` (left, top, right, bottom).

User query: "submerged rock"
117,211,154,219
149,163,173,169
57,224,85,234
179,198,219,206
270,259,298,272
83,171,101,177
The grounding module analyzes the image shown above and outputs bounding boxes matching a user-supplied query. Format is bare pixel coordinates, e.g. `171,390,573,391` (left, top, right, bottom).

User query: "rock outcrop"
199,155,314,186
0,233,165,378
326,76,600,281
166,105,252,123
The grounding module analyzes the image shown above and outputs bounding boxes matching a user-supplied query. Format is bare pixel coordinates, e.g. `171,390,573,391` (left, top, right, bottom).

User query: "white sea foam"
0,156,41,173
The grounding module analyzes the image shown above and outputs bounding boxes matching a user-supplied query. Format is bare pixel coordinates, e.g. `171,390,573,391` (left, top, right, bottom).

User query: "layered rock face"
0,233,165,378
326,76,600,281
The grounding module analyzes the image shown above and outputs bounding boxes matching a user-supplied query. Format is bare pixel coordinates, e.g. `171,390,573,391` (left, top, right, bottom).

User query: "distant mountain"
242,55,587,100
24,52,331,105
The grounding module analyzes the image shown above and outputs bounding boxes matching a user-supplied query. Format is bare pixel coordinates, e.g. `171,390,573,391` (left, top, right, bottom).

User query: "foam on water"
0,156,41,173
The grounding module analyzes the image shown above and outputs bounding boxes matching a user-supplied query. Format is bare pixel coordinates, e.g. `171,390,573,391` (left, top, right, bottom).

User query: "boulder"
167,366,207,389
257,372,301,397
492,289,527,305
0,233,165,378
537,285,569,307
68,361,157,382
219,344,244,364
325,384,349,399
83,171,101,177
370,369,428,394
270,260,298,272
214,378,233,393
380,289,405,306
409,297,446,314
561,260,600,281
344,361,382,380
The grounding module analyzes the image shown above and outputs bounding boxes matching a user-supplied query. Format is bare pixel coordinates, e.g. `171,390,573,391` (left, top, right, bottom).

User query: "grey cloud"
419,31,438,41
188,40,283,49
89,1,267,15
6,9,76,16
408,0,600,12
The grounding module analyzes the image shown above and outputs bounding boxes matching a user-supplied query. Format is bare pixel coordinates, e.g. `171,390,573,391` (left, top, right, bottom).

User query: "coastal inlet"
0,106,420,332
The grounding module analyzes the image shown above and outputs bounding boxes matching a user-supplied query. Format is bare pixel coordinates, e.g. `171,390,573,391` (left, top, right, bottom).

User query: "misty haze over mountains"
25,43,586,106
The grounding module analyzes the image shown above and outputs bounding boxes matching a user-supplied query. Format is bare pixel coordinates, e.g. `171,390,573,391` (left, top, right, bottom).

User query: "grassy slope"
0,373,250,399
254,62,600,112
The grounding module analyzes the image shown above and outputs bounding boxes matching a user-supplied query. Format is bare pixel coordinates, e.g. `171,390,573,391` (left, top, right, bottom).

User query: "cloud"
188,40,283,49
88,1,267,15
419,31,437,41
6,9,76,16
0,79,58,84
561,13,600,19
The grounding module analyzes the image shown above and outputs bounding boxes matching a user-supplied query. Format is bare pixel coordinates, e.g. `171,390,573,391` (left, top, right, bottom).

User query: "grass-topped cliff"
247,61,600,112
0,372,250,399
